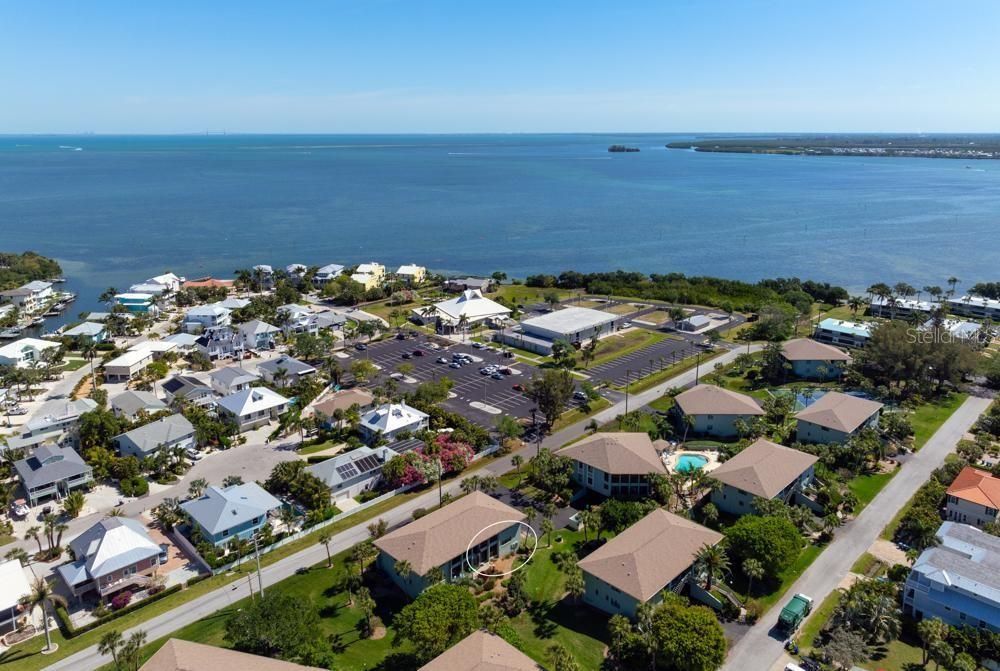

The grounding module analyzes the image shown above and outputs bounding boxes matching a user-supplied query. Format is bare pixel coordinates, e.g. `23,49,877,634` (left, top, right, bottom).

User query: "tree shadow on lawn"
529,597,609,644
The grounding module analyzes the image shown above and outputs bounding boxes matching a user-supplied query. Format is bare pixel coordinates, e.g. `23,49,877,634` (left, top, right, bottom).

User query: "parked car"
436,356,448,364
472,342,484,349
186,449,204,461
395,332,406,340
449,362,462,369
622,321,632,328
512,383,525,392
413,349,425,356
401,352,412,359
355,343,367,351
490,372,504,380
573,391,588,401
498,367,513,375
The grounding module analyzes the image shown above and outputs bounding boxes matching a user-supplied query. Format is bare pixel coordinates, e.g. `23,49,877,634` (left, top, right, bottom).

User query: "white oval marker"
464,520,539,578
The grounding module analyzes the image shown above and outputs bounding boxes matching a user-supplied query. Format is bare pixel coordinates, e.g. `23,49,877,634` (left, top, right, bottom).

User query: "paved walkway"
722,395,992,671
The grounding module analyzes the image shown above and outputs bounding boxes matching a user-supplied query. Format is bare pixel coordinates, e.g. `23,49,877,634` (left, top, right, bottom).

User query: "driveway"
721,395,993,671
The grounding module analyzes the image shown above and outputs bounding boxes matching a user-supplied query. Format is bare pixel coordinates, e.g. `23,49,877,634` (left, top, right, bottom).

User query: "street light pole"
695,352,702,385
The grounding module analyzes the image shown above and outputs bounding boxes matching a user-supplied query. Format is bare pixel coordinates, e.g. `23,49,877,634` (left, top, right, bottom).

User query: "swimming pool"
675,454,709,473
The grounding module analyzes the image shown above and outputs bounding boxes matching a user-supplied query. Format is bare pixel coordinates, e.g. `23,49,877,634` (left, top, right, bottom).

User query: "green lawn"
0,486,434,671
297,439,343,455
848,471,897,510
99,547,410,671
583,330,665,369
509,529,609,671
494,285,579,306
756,544,825,611
551,397,612,432
797,587,841,649
56,358,89,372
910,392,968,450
601,303,640,316
800,588,925,671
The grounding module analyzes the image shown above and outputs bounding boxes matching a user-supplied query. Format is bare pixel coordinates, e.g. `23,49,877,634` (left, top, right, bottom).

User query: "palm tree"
318,530,333,567
119,630,148,671
693,543,729,592
21,578,66,652
847,296,864,316
947,276,960,298
456,314,470,341
62,490,86,518
742,558,764,599
187,478,208,499
25,526,42,555
395,559,412,581
98,630,123,670
511,455,524,484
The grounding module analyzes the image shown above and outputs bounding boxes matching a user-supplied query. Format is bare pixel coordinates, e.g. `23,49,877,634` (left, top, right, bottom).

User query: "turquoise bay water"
1,134,998,321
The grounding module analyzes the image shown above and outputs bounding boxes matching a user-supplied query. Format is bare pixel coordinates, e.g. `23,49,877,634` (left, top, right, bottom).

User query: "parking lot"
585,333,710,386
342,334,546,426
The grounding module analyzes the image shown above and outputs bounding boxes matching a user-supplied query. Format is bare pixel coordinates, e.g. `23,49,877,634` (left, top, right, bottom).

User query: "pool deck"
662,448,720,474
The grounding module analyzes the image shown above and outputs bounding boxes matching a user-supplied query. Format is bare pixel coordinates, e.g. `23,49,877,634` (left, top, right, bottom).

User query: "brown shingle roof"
139,639,324,671
781,338,852,363
374,492,525,576
418,631,542,671
794,391,883,433
947,466,1000,510
577,509,723,602
709,438,817,499
312,388,375,417
557,432,666,476
674,384,764,417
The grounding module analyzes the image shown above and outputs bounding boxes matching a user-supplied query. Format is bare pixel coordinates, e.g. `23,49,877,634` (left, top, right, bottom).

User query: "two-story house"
418,631,541,671
114,414,196,460
578,508,723,618
0,337,61,369
215,386,289,431
904,522,1000,633
209,366,259,396
945,466,1000,529
359,402,429,444
181,482,281,547
557,432,668,499
794,391,884,444
237,319,280,351
375,492,525,598
14,445,94,505
110,390,168,421
257,355,316,388
182,305,231,333
709,438,819,516
672,384,764,439
780,338,852,380
57,517,162,600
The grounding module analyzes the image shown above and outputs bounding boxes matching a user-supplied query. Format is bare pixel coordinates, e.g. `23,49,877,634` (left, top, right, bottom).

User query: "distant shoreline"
667,135,1000,159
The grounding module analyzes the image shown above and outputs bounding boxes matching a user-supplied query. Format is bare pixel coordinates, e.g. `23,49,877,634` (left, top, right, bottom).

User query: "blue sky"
2,0,998,133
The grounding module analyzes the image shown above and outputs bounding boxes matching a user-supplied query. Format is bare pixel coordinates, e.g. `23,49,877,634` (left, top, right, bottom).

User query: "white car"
185,449,204,461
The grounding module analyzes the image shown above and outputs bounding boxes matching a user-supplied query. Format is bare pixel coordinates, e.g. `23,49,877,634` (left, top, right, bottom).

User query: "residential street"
43,344,753,671
722,394,993,671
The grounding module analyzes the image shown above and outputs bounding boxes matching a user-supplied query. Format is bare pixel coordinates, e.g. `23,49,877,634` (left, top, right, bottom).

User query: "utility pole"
252,533,264,599
247,573,255,601
695,352,702,385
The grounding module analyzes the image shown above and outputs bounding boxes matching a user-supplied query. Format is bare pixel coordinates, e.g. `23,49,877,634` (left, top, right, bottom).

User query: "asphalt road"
44,344,755,671
722,394,993,671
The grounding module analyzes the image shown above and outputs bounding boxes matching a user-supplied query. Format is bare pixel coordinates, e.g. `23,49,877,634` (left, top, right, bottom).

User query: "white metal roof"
0,559,31,614
521,306,615,335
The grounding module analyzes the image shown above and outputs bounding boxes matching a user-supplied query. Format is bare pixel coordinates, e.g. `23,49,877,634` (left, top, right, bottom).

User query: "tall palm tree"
20,578,66,652
693,543,729,591
742,558,764,599
318,530,333,567
947,276,960,298
98,630,123,670
25,526,42,555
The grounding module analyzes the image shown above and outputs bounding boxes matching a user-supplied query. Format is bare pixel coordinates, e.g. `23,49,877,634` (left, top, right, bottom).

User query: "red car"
413,349,425,356
512,383,525,392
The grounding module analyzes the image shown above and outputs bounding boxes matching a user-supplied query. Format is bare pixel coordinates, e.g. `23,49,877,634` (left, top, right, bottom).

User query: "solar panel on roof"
335,464,359,479
353,455,383,474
